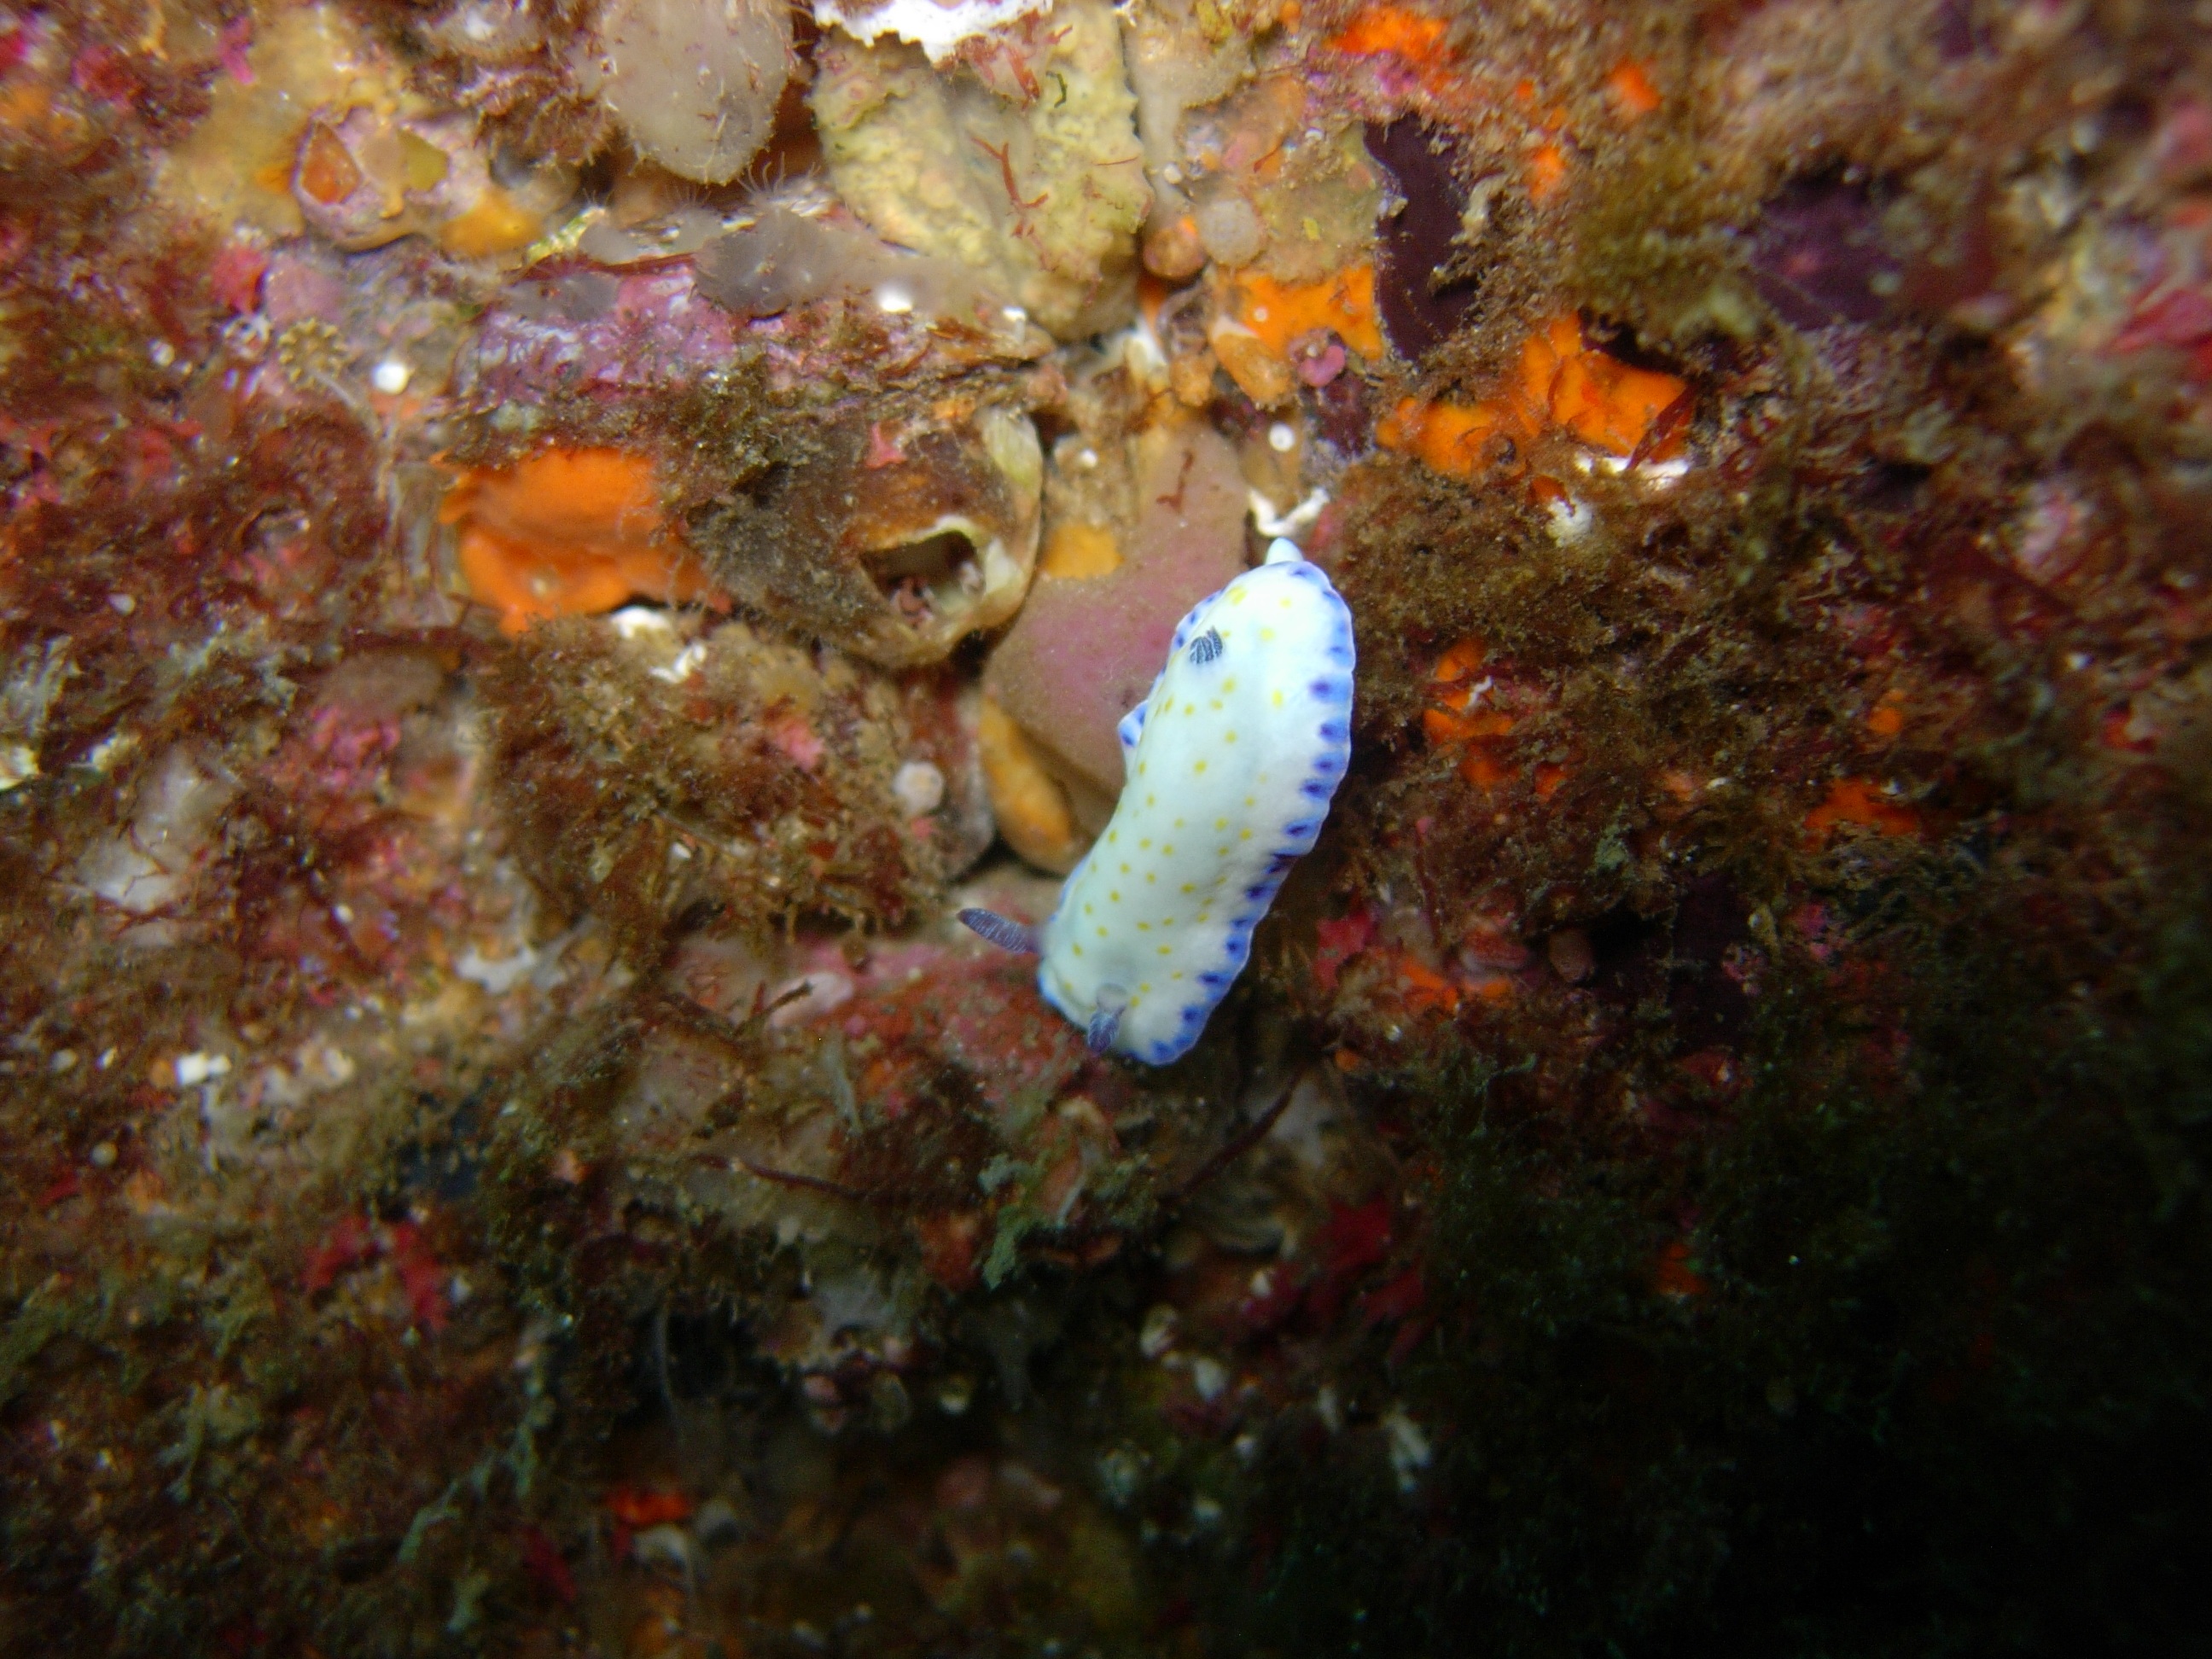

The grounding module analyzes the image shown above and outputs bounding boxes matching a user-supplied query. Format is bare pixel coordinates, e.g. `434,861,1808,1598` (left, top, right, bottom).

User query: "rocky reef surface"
2,0,2209,1653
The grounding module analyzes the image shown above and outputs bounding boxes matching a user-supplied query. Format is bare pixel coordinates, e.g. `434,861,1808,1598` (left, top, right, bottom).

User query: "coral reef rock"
812,0,1151,338
3,0,2210,1654
573,0,795,184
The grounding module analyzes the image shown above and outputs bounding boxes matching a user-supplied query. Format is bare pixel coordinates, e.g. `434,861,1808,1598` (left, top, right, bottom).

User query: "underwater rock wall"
1,0,2209,1654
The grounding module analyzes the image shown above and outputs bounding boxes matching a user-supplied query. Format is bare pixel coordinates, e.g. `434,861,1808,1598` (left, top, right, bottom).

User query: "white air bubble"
371,358,412,395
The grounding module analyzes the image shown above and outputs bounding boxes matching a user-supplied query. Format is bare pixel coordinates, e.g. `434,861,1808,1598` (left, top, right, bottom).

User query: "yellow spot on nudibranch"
1231,590,1247,605
1261,627,1277,642
1272,690,1284,707
1137,921,1151,931
1096,926,1107,937
1109,890,1121,901
1214,818,1228,830
1194,760,1208,773
1180,882,1196,894
1072,944,1084,956
1225,731,1237,742
1139,838,1151,847
1158,945,1172,955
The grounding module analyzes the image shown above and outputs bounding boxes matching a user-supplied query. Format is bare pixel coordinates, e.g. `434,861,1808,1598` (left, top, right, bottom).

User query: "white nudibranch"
961,538,1354,1063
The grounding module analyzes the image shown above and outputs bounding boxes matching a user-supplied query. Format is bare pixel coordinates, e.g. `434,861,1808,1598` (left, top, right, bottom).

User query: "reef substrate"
2,0,2209,1654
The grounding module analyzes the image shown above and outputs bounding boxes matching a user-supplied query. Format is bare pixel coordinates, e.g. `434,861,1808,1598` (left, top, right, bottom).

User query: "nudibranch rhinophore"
962,538,1354,1062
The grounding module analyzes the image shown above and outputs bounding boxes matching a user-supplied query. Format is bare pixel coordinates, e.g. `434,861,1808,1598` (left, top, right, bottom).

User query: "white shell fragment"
894,760,947,816
812,0,1057,65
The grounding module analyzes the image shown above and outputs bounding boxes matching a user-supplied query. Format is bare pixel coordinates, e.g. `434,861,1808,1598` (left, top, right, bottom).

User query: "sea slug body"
968,537,1354,1062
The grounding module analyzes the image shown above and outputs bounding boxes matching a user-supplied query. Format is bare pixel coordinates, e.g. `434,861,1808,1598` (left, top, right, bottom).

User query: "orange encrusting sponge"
1377,311,1689,480
1324,4,1448,64
1605,60,1662,120
1422,637,1550,792
1528,313,1686,455
1803,777,1923,841
1229,265,1387,360
440,448,728,634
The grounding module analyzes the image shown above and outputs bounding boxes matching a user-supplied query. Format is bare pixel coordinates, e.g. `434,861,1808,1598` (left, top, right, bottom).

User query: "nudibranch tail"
1032,536,1355,1065
1086,987,1128,1054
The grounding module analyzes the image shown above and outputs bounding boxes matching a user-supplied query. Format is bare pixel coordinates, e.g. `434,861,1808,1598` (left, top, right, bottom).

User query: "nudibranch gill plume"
963,538,1355,1062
